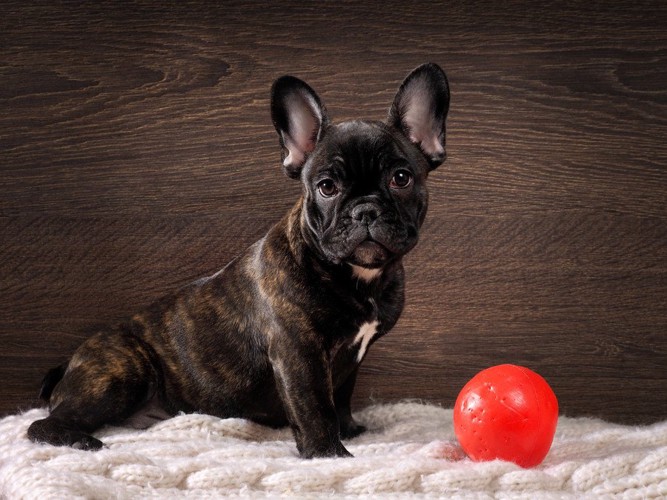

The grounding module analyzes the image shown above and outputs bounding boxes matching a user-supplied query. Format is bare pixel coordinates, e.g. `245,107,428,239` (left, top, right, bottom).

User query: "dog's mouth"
348,239,392,268
321,217,418,269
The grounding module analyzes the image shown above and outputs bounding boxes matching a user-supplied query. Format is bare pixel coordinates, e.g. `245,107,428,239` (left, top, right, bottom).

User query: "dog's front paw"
299,438,352,459
340,421,366,440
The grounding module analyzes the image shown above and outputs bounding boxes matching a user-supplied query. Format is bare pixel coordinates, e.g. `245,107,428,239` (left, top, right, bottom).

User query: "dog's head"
271,63,450,274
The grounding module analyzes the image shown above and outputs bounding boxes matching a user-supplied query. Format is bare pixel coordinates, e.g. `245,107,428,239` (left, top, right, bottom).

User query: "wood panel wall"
2,0,666,424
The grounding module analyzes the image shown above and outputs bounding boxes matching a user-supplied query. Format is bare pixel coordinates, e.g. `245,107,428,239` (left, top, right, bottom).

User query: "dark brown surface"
2,1,666,424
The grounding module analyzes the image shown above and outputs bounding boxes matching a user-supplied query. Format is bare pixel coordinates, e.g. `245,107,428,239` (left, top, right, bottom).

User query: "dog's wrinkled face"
301,121,429,268
271,63,450,271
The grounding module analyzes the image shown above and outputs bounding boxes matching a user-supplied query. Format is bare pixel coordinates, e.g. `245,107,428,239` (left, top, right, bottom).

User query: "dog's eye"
317,179,339,198
390,170,413,189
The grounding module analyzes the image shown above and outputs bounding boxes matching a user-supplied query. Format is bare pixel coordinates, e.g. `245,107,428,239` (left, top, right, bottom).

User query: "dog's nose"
352,203,381,222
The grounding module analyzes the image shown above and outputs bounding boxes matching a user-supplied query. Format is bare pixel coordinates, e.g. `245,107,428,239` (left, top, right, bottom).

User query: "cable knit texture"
1,402,666,498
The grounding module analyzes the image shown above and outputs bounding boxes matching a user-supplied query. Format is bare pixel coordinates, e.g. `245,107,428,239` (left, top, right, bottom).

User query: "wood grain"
1,0,666,424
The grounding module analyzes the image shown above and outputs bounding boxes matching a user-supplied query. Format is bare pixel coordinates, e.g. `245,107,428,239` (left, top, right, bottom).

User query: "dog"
27,63,450,458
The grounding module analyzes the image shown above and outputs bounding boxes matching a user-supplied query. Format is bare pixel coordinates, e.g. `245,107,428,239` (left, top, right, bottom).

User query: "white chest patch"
353,320,380,362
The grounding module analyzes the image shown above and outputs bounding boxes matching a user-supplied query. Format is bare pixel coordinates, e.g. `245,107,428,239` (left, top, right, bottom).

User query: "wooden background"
1,1,665,424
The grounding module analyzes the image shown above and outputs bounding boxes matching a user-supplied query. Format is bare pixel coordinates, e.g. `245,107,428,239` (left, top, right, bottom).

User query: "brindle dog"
28,63,450,458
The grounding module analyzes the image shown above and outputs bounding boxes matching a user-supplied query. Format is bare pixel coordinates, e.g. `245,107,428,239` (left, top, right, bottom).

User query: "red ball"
453,364,558,468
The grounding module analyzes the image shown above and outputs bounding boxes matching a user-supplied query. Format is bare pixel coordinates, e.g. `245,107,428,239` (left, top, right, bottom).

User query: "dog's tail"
38,364,67,402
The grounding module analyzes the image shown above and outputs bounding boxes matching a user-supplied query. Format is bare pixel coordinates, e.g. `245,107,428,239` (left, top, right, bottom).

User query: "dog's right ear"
271,76,329,179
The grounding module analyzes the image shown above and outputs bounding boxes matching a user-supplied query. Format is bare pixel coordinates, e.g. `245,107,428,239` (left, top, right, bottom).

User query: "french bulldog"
28,63,450,458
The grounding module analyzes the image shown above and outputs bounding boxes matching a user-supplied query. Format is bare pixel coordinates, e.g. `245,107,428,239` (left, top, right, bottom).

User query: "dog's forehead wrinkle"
315,130,405,189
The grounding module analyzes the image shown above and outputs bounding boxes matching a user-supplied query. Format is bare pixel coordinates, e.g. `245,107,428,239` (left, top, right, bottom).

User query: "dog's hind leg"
27,329,162,450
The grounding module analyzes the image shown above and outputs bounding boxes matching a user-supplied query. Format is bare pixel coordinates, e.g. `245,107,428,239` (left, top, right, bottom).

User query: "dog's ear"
271,76,329,179
388,63,450,169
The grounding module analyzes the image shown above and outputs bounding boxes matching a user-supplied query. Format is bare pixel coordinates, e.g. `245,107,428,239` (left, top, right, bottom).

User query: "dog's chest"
337,297,382,364
351,320,380,362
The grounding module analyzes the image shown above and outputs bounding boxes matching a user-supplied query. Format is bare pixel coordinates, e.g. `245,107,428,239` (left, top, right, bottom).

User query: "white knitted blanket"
1,402,666,499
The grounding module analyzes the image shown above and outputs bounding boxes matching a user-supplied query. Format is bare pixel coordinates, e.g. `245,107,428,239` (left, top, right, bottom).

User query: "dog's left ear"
271,76,329,179
388,63,450,169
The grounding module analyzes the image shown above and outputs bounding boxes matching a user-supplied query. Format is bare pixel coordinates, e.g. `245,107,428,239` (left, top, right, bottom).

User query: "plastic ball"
453,364,558,468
